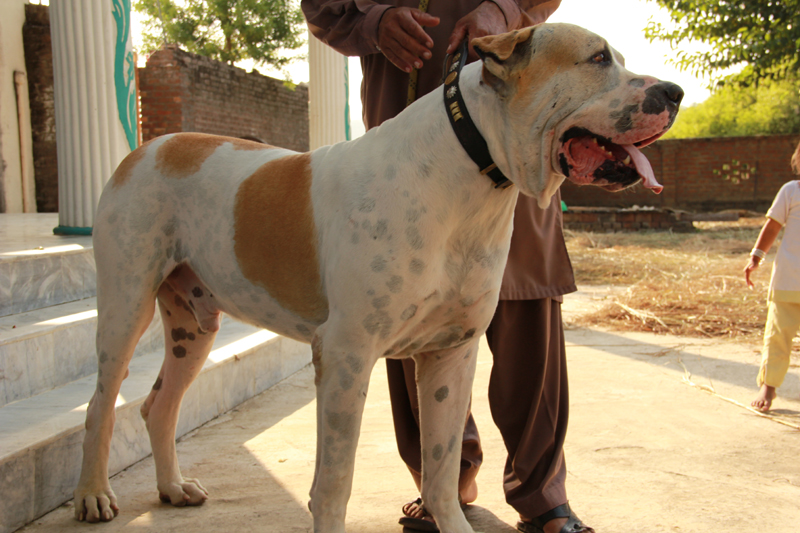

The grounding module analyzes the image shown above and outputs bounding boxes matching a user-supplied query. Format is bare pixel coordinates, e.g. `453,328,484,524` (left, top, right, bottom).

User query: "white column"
308,33,349,150
50,0,137,233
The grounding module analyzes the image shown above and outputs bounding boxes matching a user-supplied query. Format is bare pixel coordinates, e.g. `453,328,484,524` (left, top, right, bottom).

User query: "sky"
128,0,715,140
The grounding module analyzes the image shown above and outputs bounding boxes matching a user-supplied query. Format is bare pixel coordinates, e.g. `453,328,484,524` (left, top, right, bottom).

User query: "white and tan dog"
74,24,681,532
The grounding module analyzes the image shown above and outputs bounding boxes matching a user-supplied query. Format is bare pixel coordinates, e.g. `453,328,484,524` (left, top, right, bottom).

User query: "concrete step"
0,297,163,407
0,215,95,317
0,318,311,533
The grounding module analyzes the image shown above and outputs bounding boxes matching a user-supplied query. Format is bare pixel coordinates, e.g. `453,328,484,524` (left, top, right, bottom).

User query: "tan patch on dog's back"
234,153,327,322
155,133,272,179
110,138,155,188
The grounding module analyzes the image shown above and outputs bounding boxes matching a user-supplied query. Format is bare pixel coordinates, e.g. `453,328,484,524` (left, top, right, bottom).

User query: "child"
744,141,800,412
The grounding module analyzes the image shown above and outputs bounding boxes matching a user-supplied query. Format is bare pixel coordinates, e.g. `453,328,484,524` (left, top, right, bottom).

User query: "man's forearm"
302,0,393,56
489,0,561,29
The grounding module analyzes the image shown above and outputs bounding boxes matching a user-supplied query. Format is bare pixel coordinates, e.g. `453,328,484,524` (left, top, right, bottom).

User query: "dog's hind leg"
415,340,480,533
74,287,158,522
308,324,377,533
141,279,219,506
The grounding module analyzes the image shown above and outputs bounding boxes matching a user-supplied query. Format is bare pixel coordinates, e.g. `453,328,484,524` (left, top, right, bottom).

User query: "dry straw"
565,218,797,352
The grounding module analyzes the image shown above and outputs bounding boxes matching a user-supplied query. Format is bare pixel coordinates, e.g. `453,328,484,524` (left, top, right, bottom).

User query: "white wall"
0,0,36,213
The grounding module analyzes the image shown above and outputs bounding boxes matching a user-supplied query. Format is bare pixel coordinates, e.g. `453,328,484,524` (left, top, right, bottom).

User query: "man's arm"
446,0,562,56
490,0,562,29
301,0,394,57
302,0,440,72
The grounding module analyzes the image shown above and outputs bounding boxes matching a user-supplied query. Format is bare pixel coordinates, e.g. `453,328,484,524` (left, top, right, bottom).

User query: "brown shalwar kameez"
302,0,575,520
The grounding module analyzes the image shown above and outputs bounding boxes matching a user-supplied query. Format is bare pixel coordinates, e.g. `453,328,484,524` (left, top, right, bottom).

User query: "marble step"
0,297,163,408
0,319,312,533
0,241,96,317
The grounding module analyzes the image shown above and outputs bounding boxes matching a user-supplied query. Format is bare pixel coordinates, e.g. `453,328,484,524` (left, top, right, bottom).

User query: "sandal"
399,497,439,532
398,495,469,532
516,503,594,533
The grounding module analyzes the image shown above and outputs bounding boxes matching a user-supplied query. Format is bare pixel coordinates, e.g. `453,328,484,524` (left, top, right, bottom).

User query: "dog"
73,23,681,533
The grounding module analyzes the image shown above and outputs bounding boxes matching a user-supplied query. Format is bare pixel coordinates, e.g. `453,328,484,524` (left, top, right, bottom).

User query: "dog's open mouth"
558,127,664,193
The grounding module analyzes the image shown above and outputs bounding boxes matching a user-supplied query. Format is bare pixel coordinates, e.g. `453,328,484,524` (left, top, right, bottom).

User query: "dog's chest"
377,238,509,358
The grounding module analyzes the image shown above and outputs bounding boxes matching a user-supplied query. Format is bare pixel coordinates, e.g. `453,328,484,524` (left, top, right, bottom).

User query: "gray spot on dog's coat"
628,78,645,87
610,104,639,133
432,444,443,461
371,219,389,240
371,255,387,272
401,304,418,321
387,275,404,293
372,295,391,309
339,368,354,390
434,386,449,402
409,258,425,275
406,226,424,250
346,353,364,374
363,310,393,338
359,197,376,212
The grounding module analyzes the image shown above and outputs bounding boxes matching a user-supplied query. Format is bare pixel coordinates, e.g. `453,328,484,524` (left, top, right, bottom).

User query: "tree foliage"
135,0,305,68
645,0,800,87
662,76,800,139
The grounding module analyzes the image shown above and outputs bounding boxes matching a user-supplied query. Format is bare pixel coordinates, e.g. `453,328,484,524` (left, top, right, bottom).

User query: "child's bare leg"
751,384,776,412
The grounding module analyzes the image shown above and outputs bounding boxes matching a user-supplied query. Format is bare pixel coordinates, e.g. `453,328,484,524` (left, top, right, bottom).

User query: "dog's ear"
473,26,536,93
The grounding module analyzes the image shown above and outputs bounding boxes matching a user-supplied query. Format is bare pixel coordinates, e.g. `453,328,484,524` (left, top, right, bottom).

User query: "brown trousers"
387,298,569,519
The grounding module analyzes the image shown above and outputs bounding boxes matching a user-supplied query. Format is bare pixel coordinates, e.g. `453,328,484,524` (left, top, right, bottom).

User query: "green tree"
645,0,800,87
663,76,800,138
135,0,305,69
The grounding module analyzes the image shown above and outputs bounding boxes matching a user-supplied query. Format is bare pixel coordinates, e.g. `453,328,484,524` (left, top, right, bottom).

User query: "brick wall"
23,4,58,212
562,207,693,233
139,46,309,151
560,134,800,212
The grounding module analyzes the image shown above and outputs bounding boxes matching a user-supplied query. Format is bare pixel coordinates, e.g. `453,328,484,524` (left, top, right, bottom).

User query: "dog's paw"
158,478,209,506
73,485,119,523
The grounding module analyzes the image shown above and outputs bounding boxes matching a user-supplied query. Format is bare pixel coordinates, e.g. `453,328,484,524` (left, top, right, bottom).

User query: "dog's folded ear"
473,26,536,93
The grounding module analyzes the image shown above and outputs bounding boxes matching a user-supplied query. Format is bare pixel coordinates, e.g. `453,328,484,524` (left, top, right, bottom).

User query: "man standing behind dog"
301,2,593,532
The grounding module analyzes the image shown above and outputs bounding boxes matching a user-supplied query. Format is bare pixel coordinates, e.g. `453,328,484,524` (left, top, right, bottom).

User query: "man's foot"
399,489,472,533
517,504,594,533
751,384,777,412
399,497,438,532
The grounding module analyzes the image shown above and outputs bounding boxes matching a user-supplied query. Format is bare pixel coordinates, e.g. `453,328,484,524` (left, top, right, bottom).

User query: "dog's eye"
591,51,610,65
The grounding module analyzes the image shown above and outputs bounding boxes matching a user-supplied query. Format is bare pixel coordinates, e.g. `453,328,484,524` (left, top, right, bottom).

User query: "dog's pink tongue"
622,144,663,194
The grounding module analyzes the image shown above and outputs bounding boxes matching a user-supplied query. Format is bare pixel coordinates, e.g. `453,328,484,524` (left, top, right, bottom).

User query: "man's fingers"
447,25,467,54
401,10,437,50
382,38,418,72
410,10,440,30
378,7,438,71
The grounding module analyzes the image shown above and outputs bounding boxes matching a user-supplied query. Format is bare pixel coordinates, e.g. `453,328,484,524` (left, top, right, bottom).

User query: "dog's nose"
663,82,684,106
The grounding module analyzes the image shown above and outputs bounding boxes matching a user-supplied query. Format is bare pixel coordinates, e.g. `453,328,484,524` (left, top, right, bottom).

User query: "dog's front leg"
415,340,480,533
308,326,376,533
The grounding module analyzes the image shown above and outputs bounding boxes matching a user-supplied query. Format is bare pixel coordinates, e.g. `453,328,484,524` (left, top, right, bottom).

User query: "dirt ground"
20,288,800,533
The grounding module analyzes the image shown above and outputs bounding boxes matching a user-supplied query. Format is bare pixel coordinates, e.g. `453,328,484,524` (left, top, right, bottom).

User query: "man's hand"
378,7,440,73
447,1,508,58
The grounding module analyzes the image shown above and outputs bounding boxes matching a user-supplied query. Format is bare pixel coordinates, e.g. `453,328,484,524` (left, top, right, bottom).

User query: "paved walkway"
20,289,800,532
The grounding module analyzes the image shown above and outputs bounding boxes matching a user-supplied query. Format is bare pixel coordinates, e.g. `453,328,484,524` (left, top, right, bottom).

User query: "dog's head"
473,23,683,207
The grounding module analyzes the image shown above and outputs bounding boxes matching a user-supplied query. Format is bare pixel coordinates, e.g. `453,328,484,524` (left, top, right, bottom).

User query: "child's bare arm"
744,217,783,288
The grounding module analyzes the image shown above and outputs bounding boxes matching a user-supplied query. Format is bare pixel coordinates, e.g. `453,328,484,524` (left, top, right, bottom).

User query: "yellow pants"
758,300,800,388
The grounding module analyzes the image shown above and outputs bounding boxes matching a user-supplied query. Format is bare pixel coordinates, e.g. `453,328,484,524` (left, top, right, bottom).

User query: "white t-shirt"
767,180,800,302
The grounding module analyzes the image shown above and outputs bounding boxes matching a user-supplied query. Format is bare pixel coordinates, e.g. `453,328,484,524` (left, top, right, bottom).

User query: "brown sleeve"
486,0,562,29
301,0,394,56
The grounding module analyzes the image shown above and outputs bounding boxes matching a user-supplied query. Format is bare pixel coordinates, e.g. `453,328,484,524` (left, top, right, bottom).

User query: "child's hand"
744,257,761,289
